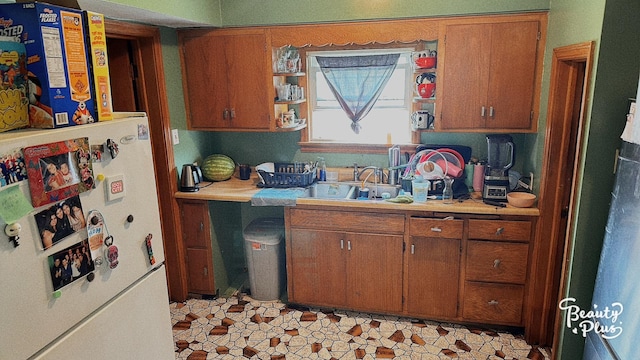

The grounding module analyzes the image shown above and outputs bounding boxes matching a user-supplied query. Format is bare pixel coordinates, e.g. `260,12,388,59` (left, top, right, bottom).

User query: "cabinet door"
439,21,539,131
289,229,347,307
186,248,215,295
181,201,210,249
486,21,539,129
407,236,460,318
180,32,230,129
346,233,403,313
224,32,272,130
180,200,215,295
439,23,491,130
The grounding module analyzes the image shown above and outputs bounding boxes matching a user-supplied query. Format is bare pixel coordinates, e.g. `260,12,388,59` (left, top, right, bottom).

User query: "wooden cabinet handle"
495,227,504,236
488,300,499,306
430,227,442,232
493,259,501,268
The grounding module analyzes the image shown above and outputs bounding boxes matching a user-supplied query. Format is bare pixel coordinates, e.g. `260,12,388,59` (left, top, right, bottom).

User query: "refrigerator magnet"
23,138,95,207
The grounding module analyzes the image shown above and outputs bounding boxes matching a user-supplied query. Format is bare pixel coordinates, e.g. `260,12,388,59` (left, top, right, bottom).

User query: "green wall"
540,0,640,358
220,0,549,27
110,0,222,26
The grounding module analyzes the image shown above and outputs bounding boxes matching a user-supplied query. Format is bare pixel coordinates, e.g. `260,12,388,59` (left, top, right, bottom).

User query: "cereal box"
0,2,96,128
84,11,112,121
0,36,29,132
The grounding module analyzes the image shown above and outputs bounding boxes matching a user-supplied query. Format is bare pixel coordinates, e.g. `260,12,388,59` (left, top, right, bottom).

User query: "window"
307,48,414,145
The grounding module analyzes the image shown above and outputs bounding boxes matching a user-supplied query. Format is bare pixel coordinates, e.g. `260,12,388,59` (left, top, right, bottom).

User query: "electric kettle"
180,164,203,192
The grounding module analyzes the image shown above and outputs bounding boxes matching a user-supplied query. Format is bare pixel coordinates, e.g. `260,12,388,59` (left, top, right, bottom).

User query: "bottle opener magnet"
104,235,119,269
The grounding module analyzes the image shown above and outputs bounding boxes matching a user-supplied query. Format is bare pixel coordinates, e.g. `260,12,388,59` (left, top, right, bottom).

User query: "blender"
483,134,514,201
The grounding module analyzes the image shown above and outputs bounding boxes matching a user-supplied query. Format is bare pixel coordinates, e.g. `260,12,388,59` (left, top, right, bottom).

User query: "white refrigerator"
0,113,174,360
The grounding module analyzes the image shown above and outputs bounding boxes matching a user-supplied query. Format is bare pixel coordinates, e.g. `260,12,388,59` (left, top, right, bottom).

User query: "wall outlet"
171,129,180,145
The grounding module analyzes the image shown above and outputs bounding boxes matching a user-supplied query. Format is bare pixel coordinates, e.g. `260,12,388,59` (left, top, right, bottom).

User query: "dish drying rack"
257,162,317,188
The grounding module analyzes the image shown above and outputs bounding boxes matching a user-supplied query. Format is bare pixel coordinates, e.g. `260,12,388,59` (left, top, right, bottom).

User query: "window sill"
299,141,419,154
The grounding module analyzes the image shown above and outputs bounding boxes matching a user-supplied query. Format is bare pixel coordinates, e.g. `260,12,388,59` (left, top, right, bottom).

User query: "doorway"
527,41,595,351
104,20,187,301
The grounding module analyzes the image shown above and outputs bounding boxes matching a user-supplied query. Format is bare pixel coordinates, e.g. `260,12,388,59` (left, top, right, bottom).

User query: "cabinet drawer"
466,241,529,284
410,218,463,239
468,219,531,242
290,209,405,234
463,282,524,325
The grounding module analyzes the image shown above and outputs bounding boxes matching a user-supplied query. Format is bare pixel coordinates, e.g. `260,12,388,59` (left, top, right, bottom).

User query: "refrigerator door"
33,266,174,360
0,113,171,360
584,141,640,360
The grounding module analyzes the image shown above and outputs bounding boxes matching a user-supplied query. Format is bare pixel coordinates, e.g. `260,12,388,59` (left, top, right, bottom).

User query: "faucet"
356,166,386,185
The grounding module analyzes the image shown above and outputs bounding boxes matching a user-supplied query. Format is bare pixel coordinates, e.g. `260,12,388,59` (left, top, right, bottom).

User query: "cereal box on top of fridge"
0,36,29,132
0,2,96,128
84,11,112,121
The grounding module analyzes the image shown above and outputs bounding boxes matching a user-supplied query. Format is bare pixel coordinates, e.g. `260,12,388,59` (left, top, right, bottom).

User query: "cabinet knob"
493,259,501,268
495,227,504,236
488,300,499,306
126,214,134,223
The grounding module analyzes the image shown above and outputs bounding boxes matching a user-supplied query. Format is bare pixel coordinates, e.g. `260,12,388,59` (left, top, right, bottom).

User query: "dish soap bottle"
318,157,326,181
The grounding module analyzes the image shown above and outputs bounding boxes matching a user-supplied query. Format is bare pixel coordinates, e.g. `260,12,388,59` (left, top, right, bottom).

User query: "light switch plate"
171,129,179,145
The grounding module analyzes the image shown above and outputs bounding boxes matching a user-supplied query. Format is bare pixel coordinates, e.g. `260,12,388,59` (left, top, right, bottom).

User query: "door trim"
527,41,595,349
104,20,188,301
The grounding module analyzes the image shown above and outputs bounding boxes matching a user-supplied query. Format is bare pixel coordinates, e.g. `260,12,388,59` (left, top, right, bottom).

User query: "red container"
416,83,436,98
415,56,436,69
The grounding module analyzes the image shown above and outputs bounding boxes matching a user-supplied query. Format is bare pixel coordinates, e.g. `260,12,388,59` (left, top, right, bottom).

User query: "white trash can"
243,218,285,301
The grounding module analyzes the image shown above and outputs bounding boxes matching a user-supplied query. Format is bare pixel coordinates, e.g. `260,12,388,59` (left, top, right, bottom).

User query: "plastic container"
243,218,285,301
412,179,430,202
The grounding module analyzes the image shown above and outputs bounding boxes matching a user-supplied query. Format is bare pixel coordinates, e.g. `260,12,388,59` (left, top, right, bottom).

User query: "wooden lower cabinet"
286,208,538,339
407,217,463,318
180,200,216,295
463,219,532,326
289,228,403,313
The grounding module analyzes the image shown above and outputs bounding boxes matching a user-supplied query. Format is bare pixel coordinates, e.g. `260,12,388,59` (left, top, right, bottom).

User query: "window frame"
298,43,422,154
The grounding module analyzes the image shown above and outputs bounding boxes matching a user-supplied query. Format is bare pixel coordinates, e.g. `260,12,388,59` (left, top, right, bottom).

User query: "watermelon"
202,154,236,181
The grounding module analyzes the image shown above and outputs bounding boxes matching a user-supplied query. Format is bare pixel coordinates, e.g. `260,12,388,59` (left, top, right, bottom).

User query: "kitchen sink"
303,182,401,200
305,182,358,199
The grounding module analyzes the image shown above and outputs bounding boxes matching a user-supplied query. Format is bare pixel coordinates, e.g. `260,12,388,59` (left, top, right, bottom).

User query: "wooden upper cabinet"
438,20,541,132
178,29,273,131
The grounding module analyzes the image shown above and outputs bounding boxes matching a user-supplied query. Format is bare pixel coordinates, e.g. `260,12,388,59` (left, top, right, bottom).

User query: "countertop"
174,176,540,216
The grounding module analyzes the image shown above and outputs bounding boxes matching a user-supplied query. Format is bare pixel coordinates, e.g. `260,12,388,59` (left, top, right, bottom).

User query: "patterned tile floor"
171,296,551,360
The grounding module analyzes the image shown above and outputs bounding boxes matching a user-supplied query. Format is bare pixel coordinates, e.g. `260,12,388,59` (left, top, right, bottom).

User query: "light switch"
172,129,180,145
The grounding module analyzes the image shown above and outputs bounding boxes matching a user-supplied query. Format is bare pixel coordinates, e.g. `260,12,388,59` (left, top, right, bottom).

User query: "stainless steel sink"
303,182,401,200
357,183,402,199
305,182,358,199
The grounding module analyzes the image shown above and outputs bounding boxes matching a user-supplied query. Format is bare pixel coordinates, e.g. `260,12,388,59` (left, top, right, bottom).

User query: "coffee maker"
483,135,514,201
